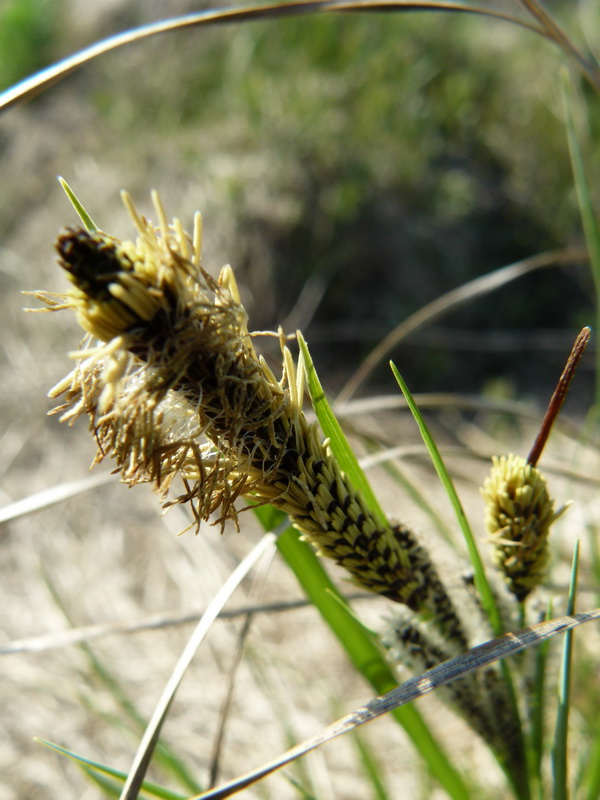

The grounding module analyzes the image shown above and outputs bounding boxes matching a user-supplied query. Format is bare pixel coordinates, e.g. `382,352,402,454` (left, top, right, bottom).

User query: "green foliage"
0,0,65,90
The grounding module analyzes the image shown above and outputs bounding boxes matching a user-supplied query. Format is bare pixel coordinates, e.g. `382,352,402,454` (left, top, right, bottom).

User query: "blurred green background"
1,0,597,403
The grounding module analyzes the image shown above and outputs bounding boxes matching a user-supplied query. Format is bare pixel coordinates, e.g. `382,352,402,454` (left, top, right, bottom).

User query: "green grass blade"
388,361,500,633
389,362,530,799
584,732,600,800
36,739,187,800
82,768,122,798
59,176,98,231
283,774,318,799
253,506,471,800
529,601,553,796
350,728,391,800
551,540,580,800
561,70,600,406
297,332,387,528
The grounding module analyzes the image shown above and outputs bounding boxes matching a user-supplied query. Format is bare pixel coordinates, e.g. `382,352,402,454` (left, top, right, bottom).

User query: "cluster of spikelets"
35,190,566,777
482,454,567,603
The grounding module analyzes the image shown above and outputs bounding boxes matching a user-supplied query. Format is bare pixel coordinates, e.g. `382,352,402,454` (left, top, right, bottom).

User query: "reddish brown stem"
527,327,591,466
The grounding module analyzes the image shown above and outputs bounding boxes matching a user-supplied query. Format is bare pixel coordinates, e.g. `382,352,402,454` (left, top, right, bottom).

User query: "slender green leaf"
584,730,600,800
562,71,600,405
59,176,98,231
297,332,387,527
41,569,203,794
389,362,530,799
552,540,580,800
350,728,390,800
388,361,500,632
36,739,186,800
529,601,553,794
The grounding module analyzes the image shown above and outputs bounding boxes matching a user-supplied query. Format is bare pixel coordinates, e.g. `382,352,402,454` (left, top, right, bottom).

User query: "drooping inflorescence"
35,190,467,647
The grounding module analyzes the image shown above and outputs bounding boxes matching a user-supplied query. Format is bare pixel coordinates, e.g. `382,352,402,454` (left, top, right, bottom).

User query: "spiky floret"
382,609,524,770
481,454,567,602
35,191,467,645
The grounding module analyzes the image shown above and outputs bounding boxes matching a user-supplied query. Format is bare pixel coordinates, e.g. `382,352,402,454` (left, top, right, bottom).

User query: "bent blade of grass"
338,249,585,403
562,70,600,406
349,727,391,800
388,362,499,632
192,609,600,800
36,739,186,800
584,732,600,800
0,1,546,113
297,332,387,528
551,540,580,800
253,506,471,800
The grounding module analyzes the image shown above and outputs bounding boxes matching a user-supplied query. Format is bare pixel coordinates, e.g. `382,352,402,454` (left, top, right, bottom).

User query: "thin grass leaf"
388,362,499,631
59,176,98,231
551,540,580,800
253,507,471,800
0,472,113,525
35,739,186,800
562,70,600,406
192,608,600,800
519,0,600,92
362,441,456,543
81,769,122,799
283,775,318,800
246,642,319,795
350,728,391,800
297,331,387,527
389,362,530,799
529,601,553,793
589,522,600,594
584,732,600,800
0,1,547,113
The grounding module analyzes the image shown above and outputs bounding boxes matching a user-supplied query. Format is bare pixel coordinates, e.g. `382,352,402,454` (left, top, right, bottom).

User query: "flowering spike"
482,454,568,602
35,191,468,647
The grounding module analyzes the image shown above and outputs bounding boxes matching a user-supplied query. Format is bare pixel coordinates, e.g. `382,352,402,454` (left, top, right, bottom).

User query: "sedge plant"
29,182,596,800
4,0,600,797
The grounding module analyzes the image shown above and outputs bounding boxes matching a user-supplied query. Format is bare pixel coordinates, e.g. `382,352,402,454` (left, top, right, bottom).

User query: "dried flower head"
35,190,467,644
481,453,566,602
